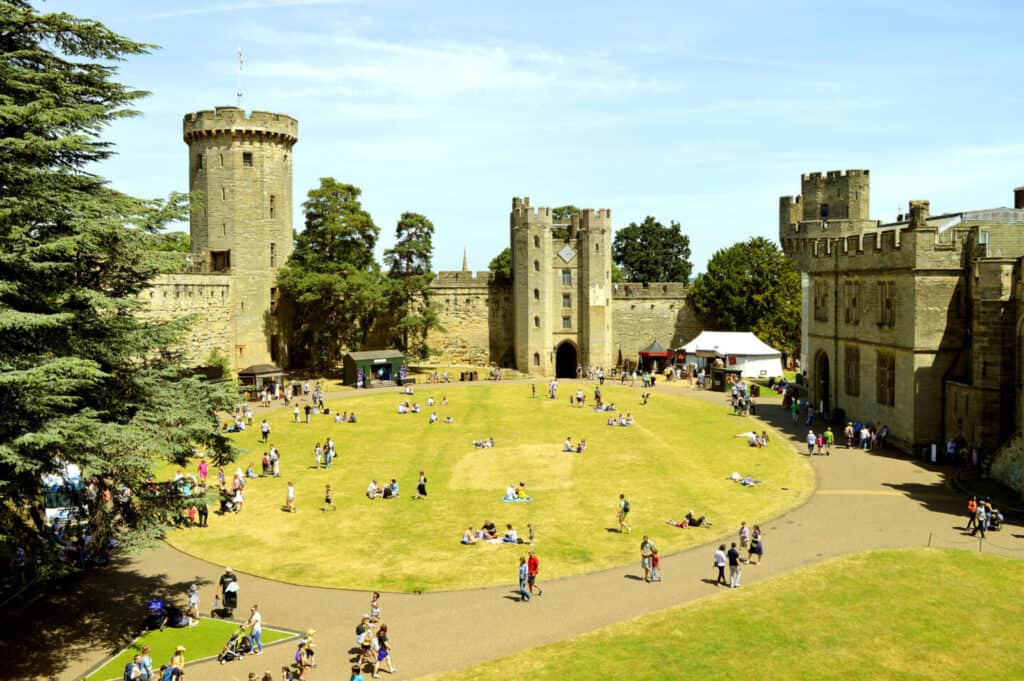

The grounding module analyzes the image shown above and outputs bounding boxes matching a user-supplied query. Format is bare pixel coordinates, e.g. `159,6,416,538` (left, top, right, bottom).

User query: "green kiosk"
343,349,407,388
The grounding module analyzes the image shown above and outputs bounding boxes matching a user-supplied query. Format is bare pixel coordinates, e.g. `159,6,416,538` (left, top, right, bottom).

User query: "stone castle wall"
611,282,698,362
138,273,233,366
427,272,514,366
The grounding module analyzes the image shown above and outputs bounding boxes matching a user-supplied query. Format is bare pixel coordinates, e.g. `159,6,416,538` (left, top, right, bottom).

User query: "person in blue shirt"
350,664,365,681
518,556,531,602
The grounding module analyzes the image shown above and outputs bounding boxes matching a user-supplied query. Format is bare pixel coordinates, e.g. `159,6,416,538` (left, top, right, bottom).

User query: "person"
260,419,270,443
323,484,335,512
313,443,322,469
350,663,365,681
738,521,750,555
503,484,516,502
970,502,987,538
195,488,209,527
823,426,834,455
414,471,427,499
444,415,453,424
124,654,143,681
527,549,544,596
650,549,662,581
531,383,536,399
714,544,727,586
640,535,655,582
806,429,816,456
502,523,519,543
186,584,200,625
516,482,529,500
517,556,531,602
285,482,296,513
527,523,535,545
461,526,480,545
139,645,154,681
576,439,587,453
428,412,438,424
382,479,399,499
301,628,317,668
372,624,395,678
727,542,742,588
369,592,382,622
366,480,381,499
966,496,978,531
563,436,573,452
748,526,764,564
618,494,631,533
246,604,263,655
218,566,238,611
481,520,498,539
169,646,186,681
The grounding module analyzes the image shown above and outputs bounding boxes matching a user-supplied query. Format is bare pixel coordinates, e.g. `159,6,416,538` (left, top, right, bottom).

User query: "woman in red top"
966,496,978,531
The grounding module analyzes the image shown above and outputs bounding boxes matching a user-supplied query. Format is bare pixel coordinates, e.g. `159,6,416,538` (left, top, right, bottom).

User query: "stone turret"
184,106,298,369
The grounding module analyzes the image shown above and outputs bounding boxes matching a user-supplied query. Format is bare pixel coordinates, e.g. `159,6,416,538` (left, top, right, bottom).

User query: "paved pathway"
13,382,1022,681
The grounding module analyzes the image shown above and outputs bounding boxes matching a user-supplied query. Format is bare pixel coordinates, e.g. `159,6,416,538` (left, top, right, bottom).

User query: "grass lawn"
84,618,295,681
165,382,812,591
433,548,1024,681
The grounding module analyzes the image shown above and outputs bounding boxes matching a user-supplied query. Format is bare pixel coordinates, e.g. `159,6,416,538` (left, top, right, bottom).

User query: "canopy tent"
678,331,783,378
343,349,406,388
637,339,670,372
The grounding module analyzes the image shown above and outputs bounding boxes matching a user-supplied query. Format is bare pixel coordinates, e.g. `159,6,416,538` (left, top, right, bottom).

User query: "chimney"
909,200,930,229
1015,186,1024,210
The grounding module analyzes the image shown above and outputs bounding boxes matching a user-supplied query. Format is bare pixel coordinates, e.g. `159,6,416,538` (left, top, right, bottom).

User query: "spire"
462,247,469,272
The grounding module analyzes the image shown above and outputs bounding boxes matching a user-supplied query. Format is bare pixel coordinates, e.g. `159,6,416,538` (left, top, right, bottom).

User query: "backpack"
623,499,630,513
123,663,136,681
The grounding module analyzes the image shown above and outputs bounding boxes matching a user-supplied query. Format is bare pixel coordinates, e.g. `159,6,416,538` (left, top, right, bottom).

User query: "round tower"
183,106,298,369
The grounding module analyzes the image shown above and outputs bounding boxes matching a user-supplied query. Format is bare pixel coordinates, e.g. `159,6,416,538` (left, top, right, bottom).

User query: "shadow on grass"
0,559,204,681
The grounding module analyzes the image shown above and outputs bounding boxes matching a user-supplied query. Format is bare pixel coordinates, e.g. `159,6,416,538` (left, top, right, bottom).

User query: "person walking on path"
640,536,655,582
727,543,742,588
260,419,270,443
169,645,185,681
517,556,531,602
806,429,816,456
824,426,834,455
527,550,544,596
738,521,750,558
246,604,264,655
966,496,978,531
714,545,727,586
618,494,632,534
650,549,662,582
748,526,765,565
970,502,987,538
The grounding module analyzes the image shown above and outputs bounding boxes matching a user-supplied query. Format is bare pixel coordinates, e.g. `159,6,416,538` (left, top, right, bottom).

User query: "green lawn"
434,548,1024,681
165,382,812,591
84,618,295,681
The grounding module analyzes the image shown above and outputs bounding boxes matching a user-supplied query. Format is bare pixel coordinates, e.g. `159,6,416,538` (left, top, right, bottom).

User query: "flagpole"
236,48,243,107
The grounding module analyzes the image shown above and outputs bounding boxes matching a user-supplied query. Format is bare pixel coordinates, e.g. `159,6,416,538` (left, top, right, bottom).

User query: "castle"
780,169,1024,456
140,107,697,376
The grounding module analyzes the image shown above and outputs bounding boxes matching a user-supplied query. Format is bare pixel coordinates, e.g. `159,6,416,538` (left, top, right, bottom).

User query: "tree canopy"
489,247,512,280
612,216,693,282
383,212,441,358
277,179,388,371
551,205,579,239
687,237,801,358
0,1,235,578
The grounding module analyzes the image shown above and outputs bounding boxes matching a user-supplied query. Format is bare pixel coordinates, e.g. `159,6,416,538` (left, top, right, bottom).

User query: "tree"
613,216,693,282
687,237,801,358
383,212,441,358
551,205,579,240
489,247,512,280
277,179,388,370
0,2,235,579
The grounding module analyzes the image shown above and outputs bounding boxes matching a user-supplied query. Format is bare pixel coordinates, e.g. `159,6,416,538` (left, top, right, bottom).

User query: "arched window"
534,260,540,272
533,288,540,300
534,235,540,248
534,316,540,328
533,352,541,366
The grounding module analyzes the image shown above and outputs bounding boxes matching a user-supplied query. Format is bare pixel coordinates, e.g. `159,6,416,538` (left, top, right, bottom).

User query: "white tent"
679,331,783,378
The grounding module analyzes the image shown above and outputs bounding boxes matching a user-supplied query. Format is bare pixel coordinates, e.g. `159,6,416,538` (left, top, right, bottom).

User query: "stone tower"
183,106,298,369
510,198,614,376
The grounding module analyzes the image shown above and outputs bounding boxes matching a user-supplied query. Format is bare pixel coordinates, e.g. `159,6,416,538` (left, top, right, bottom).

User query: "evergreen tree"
688,237,801,357
278,179,388,370
489,247,513,280
0,1,235,578
612,216,693,282
383,212,441,358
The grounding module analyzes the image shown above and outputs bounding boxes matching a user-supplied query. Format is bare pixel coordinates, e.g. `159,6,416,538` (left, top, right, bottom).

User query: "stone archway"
556,341,578,379
815,350,831,416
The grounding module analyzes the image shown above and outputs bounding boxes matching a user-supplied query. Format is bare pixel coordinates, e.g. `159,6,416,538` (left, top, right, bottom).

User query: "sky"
48,0,1024,273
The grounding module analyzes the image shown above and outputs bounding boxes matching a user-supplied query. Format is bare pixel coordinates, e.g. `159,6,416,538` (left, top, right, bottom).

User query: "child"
651,550,661,581
286,482,296,513
323,483,335,511
369,592,381,622
527,523,535,545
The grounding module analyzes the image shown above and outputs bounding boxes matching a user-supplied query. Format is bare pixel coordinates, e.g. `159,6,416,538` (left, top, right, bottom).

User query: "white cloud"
150,0,355,20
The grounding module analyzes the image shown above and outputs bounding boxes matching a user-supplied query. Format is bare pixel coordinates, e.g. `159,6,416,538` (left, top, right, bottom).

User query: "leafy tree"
383,212,441,358
278,179,388,370
688,237,801,357
0,1,235,579
150,231,190,252
489,247,512,280
613,216,693,282
551,205,579,240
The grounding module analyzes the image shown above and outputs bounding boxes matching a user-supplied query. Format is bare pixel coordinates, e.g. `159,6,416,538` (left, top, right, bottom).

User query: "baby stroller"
217,626,250,664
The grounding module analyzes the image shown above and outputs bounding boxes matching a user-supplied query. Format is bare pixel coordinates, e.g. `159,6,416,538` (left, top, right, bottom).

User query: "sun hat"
176,645,186,652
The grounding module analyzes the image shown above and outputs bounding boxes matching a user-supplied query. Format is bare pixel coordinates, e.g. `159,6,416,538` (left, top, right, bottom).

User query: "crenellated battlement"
614,282,689,298
430,270,499,286
183,106,298,144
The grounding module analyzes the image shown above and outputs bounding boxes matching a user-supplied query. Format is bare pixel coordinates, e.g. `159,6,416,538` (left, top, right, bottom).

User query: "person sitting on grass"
444,415,454,424
576,439,587,454
563,436,573,452
397,402,408,415
428,411,438,424
503,484,516,502
246,463,258,478
461,526,480,545
382,479,399,499
481,520,499,539
474,437,495,448
349,412,357,423
516,482,532,501
411,403,421,414
502,523,520,543
366,480,382,500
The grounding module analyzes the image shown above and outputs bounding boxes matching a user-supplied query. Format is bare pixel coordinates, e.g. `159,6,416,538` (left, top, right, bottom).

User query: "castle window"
533,352,541,366
211,250,230,272
221,187,226,201
813,280,829,322
534,316,540,328
595,243,599,252
562,270,572,285
562,316,571,329
270,242,277,267
877,281,896,327
979,230,990,256
243,152,253,167
196,154,203,170
533,288,540,301
222,222,227,236
844,280,860,325
562,294,571,308
534,260,540,272
270,287,279,312
844,344,860,396
219,153,224,167
876,351,895,406
534,236,540,248
269,195,276,219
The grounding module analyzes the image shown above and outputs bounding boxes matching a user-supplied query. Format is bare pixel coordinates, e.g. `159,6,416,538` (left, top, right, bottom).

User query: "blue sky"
52,1,1024,273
